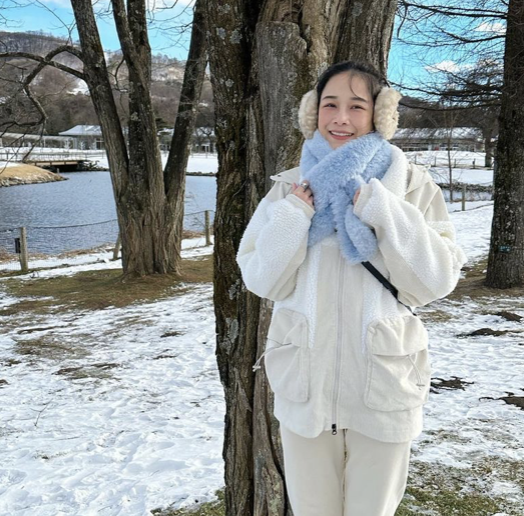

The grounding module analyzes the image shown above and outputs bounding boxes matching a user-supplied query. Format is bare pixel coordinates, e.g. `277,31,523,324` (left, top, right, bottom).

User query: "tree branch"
0,46,86,81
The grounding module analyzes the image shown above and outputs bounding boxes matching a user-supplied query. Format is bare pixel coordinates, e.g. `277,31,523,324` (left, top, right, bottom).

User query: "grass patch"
14,336,90,361
0,255,212,314
152,490,225,516
449,258,524,304
397,459,523,515
54,362,120,380
152,455,524,516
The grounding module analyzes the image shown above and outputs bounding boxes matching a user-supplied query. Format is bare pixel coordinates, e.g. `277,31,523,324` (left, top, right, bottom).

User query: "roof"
392,127,482,141
0,132,73,142
58,125,103,137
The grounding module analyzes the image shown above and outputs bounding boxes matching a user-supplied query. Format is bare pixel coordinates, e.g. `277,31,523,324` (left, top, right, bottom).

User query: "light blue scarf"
299,130,392,264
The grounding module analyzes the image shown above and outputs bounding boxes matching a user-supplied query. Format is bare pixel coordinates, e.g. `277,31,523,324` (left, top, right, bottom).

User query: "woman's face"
317,72,374,149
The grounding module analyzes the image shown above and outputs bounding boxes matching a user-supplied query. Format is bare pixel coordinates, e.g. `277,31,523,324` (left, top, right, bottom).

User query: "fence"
0,209,214,274
0,149,107,162
409,152,488,169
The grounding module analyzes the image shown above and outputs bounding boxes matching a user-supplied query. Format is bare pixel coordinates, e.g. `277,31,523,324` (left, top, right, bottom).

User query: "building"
0,132,74,149
158,126,216,153
58,125,105,150
391,127,483,152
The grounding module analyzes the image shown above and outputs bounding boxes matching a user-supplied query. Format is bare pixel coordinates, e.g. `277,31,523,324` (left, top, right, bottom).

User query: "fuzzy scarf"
299,130,392,263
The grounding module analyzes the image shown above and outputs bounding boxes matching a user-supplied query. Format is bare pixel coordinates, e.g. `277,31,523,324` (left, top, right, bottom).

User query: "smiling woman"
237,60,467,516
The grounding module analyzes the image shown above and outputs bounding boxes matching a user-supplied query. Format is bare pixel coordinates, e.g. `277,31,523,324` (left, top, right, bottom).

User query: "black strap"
361,261,417,316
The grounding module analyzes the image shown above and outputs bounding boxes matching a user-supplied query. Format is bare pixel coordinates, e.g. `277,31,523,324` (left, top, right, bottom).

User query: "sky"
2,0,196,60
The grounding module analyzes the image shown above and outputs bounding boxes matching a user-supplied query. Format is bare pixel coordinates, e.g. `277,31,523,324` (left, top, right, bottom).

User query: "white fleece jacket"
237,145,467,443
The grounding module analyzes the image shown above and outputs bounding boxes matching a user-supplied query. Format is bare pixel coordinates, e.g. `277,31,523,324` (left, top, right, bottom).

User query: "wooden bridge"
0,151,107,171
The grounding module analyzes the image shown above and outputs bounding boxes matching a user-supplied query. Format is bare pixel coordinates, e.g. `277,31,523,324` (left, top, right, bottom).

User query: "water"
0,171,216,254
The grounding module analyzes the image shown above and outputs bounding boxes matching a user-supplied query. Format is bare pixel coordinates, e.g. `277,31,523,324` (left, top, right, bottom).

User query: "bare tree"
205,1,398,514
0,0,207,276
485,0,524,288
395,1,504,167
397,0,524,288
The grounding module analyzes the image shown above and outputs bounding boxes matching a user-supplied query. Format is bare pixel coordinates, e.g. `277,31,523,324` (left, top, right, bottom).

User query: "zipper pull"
331,424,337,435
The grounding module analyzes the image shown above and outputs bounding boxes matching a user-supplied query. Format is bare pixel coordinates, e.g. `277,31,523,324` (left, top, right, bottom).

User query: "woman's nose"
333,110,351,124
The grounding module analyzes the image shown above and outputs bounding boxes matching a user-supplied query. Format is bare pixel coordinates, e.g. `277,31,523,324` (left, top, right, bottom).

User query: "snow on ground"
0,237,212,273
2,197,523,514
90,153,218,174
430,167,493,186
0,244,223,516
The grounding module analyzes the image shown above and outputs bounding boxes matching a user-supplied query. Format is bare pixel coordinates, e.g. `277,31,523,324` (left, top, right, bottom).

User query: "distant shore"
0,164,67,187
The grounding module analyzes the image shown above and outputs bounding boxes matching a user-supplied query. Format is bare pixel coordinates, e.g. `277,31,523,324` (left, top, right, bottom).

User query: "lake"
0,171,217,254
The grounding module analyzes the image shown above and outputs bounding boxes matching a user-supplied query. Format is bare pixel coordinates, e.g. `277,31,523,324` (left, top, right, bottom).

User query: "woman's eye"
324,103,336,108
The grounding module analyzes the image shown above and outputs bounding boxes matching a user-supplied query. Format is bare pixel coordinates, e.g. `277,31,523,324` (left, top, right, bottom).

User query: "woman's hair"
315,61,388,109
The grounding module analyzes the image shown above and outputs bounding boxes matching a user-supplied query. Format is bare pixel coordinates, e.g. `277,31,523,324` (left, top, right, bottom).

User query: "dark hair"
315,61,388,108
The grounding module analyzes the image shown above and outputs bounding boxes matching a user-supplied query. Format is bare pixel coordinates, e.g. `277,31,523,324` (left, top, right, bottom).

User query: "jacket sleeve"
353,176,468,307
236,180,315,301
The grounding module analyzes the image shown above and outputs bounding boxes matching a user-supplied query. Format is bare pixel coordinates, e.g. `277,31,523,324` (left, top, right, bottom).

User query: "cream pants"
280,425,411,516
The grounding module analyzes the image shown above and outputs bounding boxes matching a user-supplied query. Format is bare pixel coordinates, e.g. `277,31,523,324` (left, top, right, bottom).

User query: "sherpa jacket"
236,145,467,443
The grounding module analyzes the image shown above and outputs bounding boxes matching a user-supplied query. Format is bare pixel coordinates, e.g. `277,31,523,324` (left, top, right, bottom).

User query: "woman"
236,61,467,516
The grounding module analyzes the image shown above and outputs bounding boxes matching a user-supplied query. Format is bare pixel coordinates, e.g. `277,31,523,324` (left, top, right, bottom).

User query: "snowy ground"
0,148,217,175
0,242,222,516
430,167,493,186
2,200,524,514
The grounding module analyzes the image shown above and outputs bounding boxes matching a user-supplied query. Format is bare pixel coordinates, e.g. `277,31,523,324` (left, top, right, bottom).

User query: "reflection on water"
0,171,216,254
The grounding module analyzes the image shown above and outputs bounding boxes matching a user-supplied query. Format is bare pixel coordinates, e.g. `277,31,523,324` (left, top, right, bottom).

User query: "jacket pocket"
253,308,310,403
364,314,431,412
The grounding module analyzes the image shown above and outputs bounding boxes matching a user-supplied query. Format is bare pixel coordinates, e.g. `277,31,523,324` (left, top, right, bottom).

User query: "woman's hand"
292,181,314,208
353,188,361,205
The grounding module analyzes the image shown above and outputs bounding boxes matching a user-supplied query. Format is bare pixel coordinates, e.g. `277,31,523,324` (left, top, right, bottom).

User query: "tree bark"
206,1,398,515
485,0,524,288
164,0,208,268
68,0,206,276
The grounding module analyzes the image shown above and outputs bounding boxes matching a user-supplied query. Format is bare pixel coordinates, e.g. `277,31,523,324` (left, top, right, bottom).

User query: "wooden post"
473,159,476,169
454,158,457,168
113,233,121,261
204,210,211,246
19,227,29,272
462,185,466,211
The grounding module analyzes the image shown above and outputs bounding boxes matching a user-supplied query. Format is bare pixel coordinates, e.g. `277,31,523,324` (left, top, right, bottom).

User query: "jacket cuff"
285,193,316,219
353,182,374,219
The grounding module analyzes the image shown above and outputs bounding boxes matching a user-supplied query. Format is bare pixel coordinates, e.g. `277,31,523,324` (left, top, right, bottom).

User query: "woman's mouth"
329,130,355,140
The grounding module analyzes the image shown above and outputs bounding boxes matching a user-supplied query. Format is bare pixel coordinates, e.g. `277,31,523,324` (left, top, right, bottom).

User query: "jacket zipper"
331,254,345,435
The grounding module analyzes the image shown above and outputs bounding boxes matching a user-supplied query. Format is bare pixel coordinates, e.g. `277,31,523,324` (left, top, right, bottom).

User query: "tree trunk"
70,0,206,276
206,1,398,515
485,0,524,288
164,0,208,266
332,0,398,70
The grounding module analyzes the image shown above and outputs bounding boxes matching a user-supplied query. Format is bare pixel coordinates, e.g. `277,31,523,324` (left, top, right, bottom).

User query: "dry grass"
0,164,66,185
0,255,213,315
449,258,524,303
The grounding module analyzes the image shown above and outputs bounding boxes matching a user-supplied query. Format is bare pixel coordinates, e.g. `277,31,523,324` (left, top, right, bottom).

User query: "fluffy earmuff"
297,86,402,141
